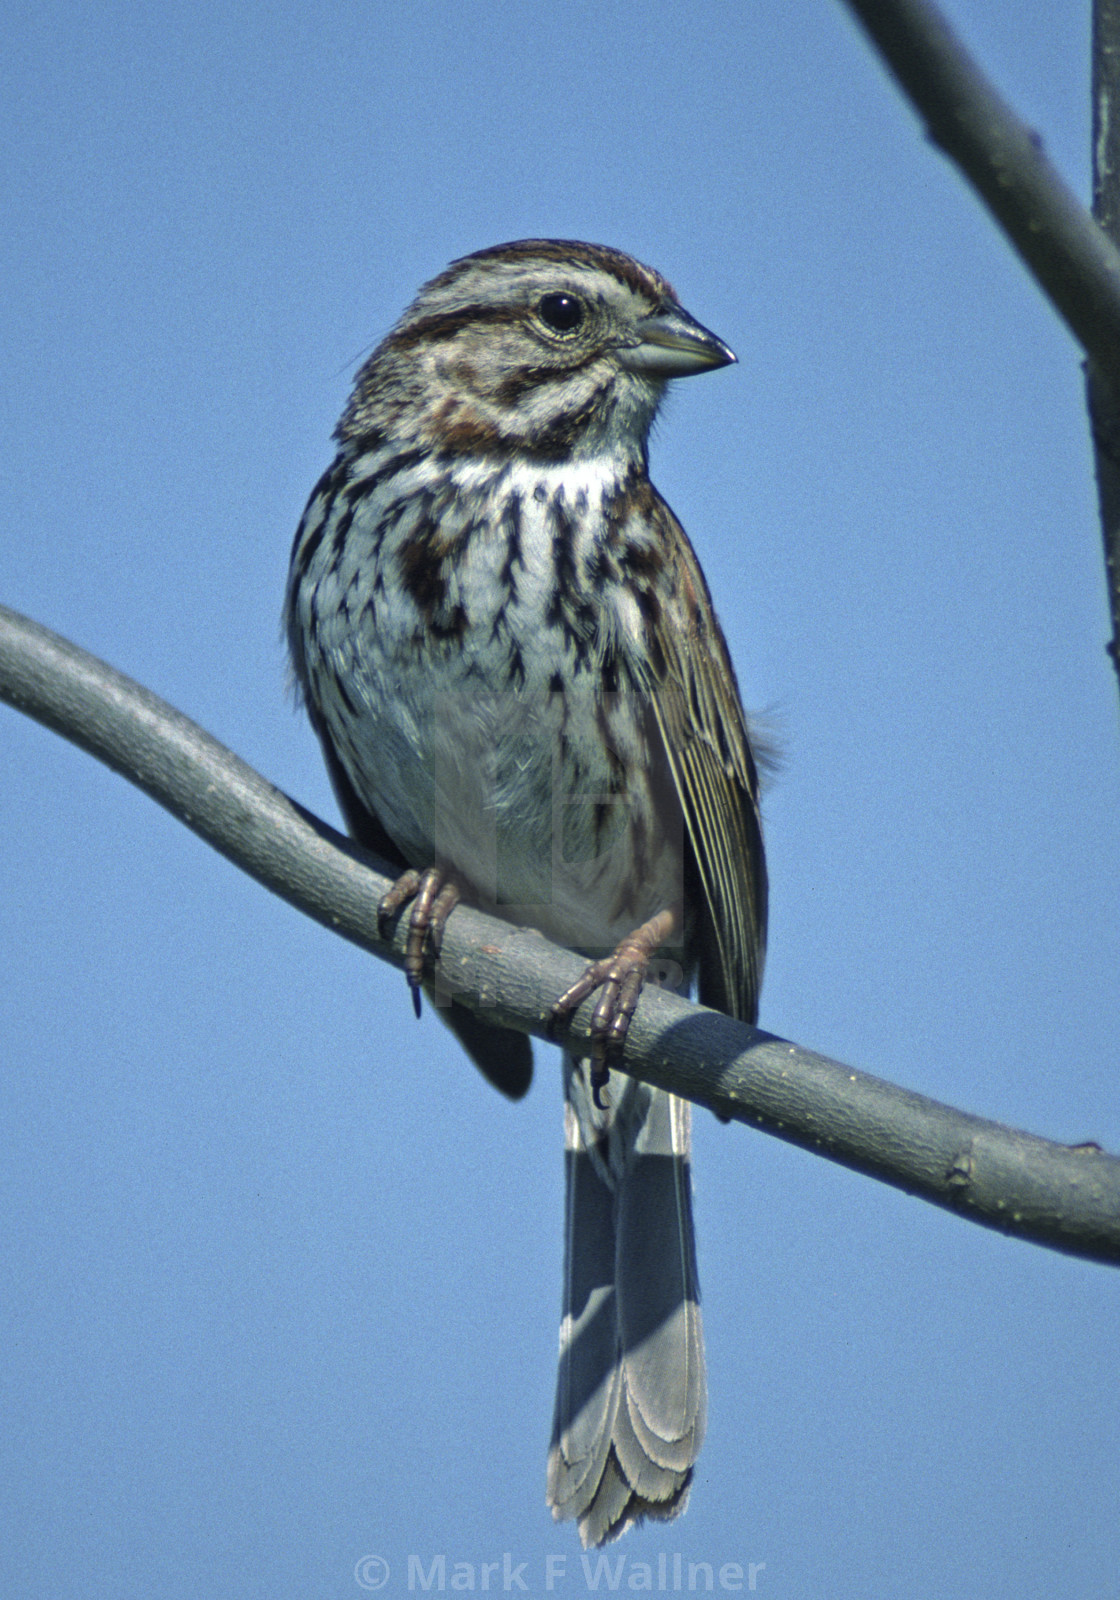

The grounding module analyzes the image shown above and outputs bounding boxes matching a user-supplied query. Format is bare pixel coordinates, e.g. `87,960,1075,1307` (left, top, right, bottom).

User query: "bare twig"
2,602,1117,1267
841,0,1120,377
840,0,1120,712
1090,0,1120,681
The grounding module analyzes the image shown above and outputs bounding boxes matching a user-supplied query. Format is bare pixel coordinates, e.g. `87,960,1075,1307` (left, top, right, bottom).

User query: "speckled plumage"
285,240,767,1546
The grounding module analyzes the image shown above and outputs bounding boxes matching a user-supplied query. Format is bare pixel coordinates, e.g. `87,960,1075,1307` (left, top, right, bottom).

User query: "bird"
284,239,767,1546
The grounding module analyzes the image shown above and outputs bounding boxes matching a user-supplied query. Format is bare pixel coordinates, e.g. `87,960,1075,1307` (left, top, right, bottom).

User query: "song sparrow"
284,240,767,1546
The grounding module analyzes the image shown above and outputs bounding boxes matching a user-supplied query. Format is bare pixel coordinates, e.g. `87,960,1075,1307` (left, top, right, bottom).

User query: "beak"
618,304,737,377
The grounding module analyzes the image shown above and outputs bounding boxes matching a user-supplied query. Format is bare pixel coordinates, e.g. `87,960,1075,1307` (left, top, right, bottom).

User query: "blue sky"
3,2,1118,1596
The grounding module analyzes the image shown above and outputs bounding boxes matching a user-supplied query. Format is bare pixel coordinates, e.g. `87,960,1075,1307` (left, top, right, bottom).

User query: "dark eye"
538,292,584,333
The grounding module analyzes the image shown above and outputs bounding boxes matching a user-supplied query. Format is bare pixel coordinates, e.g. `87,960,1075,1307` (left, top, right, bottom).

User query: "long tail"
547,1055,707,1548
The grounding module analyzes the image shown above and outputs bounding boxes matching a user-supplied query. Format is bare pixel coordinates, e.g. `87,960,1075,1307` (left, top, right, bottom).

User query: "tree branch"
840,0,1120,694
1090,0,1120,685
2,601,1117,1267
840,0,1120,378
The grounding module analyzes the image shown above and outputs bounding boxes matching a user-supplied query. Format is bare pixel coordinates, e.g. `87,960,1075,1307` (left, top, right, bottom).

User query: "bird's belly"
301,458,684,952
330,651,683,954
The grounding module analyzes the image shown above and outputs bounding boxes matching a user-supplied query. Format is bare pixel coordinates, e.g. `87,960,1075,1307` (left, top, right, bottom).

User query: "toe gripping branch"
550,907,680,1109
378,872,678,1111
377,866,461,1017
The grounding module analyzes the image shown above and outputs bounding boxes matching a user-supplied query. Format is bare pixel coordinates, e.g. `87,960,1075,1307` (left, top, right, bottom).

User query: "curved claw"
591,1063,612,1111
550,907,680,1098
377,866,461,1011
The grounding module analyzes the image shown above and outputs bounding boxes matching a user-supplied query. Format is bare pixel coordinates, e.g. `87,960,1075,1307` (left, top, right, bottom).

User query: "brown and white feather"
285,239,766,1546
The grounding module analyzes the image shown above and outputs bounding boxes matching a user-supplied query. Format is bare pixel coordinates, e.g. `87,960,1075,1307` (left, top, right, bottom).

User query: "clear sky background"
3,2,1118,1596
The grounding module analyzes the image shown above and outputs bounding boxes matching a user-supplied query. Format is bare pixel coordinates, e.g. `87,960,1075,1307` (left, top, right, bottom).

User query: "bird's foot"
377,867,461,1016
550,907,678,1108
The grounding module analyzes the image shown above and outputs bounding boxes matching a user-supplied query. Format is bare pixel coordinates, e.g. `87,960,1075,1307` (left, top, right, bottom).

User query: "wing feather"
642,505,767,1025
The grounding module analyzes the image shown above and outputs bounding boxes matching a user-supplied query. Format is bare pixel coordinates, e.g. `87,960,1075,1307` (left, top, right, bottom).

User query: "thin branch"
840,0,1120,380
2,602,1118,1267
840,0,1120,723
1090,0,1120,681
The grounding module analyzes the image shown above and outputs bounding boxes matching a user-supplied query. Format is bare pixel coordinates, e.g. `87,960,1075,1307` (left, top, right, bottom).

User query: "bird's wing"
644,504,767,1025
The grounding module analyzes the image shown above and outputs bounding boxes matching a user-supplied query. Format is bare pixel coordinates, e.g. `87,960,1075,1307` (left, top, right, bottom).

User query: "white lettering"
409,1556,446,1592
503,1553,528,1592
581,1552,627,1590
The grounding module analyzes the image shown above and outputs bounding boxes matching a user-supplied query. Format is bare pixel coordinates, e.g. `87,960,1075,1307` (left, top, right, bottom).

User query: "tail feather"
547,1056,707,1547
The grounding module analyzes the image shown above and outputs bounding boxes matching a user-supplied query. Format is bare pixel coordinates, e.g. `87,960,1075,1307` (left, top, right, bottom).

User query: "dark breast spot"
398,535,449,614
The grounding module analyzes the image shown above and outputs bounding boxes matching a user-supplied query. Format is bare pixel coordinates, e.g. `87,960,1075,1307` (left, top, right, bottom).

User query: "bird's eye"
537,293,584,334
